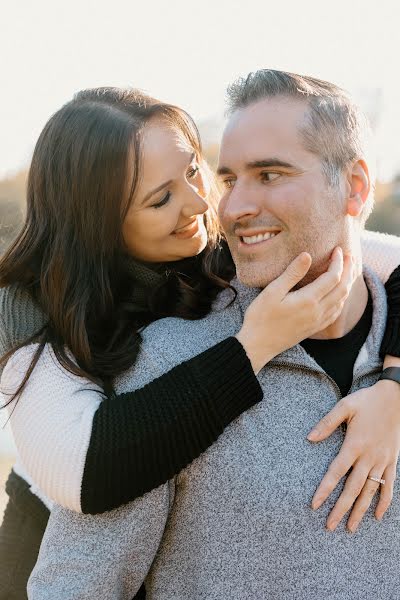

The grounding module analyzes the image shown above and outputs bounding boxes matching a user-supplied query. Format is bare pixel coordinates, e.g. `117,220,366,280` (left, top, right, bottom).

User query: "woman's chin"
176,228,208,259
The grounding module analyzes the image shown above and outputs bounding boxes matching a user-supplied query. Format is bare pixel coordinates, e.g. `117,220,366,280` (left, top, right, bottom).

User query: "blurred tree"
0,171,27,253
367,176,400,236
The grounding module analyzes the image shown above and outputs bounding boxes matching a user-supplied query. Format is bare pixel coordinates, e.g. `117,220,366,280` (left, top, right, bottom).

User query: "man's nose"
219,183,261,224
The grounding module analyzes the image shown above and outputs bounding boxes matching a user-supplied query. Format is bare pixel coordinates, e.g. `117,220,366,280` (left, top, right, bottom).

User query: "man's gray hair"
226,70,374,221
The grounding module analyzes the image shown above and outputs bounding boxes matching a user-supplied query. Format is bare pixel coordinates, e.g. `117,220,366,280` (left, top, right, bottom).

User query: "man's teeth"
242,232,277,245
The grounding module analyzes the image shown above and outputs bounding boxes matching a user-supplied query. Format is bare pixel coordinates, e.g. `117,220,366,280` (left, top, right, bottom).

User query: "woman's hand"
236,247,354,374
308,359,400,532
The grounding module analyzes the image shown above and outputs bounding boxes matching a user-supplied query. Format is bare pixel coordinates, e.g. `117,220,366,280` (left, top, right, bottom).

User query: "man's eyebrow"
246,159,295,169
217,159,295,176
142,153,196,204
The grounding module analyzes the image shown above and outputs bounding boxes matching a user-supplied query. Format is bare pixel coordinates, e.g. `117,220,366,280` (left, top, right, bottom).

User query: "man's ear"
346,160,370,217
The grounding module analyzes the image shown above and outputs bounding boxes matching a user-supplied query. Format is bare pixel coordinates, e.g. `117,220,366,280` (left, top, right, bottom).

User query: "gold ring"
367,476,385,485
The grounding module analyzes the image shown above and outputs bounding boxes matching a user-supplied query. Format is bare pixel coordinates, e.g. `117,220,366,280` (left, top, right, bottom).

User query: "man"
29,71,400,599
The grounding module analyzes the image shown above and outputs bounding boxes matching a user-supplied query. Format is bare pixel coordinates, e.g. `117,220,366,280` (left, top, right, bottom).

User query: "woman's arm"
380,264,400,358
2,339,261,513
309,230,400,531
3,251,351,514
361,229,400,283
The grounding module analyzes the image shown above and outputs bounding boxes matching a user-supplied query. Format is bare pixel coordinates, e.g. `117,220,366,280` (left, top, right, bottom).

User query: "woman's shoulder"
2,343,102,393
0,285,47,352
0,284,45,323
361,230,400,284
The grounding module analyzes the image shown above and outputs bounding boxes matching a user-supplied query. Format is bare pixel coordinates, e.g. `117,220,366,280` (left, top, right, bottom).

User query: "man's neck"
308,274,369,340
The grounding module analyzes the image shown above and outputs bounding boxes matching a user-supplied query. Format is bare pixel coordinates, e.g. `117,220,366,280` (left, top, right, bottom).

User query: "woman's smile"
173,217,201,239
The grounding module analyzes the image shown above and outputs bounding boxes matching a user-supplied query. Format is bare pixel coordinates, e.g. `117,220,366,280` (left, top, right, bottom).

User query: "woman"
0,87,399,599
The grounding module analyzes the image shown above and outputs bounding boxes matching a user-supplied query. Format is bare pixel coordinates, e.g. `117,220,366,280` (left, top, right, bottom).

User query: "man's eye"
152,191,171,209
260,172,280,182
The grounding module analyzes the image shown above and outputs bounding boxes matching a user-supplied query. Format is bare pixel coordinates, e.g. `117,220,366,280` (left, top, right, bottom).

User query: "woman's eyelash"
152,191,171,209
151,166,199,208
188,166,199,178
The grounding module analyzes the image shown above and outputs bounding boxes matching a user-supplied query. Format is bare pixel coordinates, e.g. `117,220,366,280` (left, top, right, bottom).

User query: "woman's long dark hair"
0,87,234,398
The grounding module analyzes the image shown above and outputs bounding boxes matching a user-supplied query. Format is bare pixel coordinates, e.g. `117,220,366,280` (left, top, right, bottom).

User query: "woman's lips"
173,218,199,239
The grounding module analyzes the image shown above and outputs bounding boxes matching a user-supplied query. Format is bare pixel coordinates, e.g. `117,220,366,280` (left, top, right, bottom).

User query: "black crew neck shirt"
300,292,373,397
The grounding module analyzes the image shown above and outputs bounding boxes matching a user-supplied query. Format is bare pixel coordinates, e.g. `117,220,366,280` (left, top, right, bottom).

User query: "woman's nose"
183,183,209,217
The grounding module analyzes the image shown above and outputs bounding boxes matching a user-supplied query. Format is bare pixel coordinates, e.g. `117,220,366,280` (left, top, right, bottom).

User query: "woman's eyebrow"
143,180,172,203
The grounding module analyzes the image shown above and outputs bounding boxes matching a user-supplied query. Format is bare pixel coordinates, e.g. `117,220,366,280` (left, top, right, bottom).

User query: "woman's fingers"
311,437,358,510
375,463,396,520
346,468,386,532
293,246,344,302
325,461,371,531
308,398,352,442
267,252,312,297
319,253,354,310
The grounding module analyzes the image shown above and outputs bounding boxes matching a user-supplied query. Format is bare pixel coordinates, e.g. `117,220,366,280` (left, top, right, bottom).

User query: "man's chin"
235,264,277,289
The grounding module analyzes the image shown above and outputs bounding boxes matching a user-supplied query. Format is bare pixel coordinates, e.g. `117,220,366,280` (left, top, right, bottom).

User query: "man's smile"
235,228,282,248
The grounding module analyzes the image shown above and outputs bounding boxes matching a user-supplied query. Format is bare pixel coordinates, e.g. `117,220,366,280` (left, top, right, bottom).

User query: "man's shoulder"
115,288,241,392
141,287,239,353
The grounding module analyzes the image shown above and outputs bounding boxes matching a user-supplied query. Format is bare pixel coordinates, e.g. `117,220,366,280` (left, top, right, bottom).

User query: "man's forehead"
220,97,308,162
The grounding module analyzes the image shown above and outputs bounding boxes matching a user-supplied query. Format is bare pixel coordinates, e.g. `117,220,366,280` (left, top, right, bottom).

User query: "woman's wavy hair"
0,87,234,398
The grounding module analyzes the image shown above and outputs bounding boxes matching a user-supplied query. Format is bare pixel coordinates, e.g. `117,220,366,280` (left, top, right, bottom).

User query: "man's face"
217,97,348,288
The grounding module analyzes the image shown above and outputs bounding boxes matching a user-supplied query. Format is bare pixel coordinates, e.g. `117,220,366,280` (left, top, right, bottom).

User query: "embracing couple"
0,70,400,599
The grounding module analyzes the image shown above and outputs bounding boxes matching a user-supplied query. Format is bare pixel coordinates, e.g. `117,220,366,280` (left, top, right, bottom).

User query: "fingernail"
307,429,320,441
312,498,322,510
348,522,357,533
326,520,338,531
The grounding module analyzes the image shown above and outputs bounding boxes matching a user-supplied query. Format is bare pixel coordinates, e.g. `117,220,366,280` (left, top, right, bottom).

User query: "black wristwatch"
379,367,400,386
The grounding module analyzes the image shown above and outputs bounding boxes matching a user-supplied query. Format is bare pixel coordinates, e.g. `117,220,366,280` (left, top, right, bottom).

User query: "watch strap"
379,367,400,386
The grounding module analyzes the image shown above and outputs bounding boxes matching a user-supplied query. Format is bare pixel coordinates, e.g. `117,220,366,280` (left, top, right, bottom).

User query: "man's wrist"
383,355,400,370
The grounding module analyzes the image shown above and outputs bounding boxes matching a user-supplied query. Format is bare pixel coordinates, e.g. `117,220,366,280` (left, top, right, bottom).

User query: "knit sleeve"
0,285,47,380
360,230,400,357
81,336,261,513
361,230,400,283
380,265,400,358
2,344,103,512
2,338,262,513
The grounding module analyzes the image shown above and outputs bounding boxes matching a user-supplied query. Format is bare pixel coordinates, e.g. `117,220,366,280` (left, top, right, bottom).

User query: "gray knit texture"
28,269,397,600
0,286,46,371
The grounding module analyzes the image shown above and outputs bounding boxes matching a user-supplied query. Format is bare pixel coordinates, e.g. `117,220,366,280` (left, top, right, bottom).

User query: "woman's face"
123,118,210,262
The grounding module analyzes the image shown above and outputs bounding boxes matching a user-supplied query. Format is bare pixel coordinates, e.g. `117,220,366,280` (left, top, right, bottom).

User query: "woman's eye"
152,191,171,209
260,171,280,182
223,178,236,189
187,165,200,179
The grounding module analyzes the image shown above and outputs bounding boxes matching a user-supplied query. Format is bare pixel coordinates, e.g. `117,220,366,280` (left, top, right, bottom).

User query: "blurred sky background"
1,0,400,181
1,0,400,465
